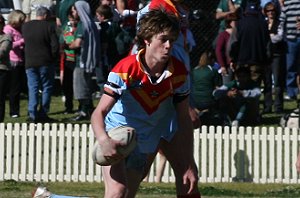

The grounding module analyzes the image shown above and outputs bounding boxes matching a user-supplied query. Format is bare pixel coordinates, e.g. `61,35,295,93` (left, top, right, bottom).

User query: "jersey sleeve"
103,72,127,100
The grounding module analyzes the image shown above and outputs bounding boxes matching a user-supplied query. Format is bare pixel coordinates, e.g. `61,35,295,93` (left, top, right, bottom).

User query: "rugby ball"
92,126,137,166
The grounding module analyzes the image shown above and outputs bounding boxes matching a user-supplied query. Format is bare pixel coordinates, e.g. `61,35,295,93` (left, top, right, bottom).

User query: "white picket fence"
0,123,300,183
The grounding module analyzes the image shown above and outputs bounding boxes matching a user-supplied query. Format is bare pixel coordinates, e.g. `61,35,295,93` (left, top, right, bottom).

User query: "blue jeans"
264,55,285,111
26,66,54,119
285,38,300,97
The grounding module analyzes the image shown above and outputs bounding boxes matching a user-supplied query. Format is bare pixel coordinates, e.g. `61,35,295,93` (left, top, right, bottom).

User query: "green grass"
2,180,300,197
3,93,93,124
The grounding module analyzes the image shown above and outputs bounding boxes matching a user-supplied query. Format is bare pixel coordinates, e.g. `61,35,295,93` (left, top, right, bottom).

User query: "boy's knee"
105,184,127,198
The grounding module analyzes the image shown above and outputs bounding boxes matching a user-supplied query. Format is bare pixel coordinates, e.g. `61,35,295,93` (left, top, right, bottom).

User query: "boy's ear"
144,40,150,46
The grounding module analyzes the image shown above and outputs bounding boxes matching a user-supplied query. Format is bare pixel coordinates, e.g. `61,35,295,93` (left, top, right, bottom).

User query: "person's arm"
68,38,81,49
215,32,228,74
216,0,237,20
216,10,233,20
271,21,284,43
91,94,123,158
0,35,12,59
175,96,199,194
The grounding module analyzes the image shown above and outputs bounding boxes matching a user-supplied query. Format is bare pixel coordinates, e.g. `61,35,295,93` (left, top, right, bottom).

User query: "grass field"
1,92,300,197
2,180,300,197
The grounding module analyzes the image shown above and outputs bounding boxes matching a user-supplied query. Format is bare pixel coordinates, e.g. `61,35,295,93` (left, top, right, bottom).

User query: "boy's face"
96,13,104,22
145,31,177,64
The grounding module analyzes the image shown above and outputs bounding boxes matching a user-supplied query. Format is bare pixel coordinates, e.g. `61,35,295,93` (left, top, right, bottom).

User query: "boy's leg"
101,150,146,198
102,161,128,198
159,132,200,197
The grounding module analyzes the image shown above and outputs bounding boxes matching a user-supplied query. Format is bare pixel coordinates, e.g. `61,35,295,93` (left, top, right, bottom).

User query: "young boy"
95,4,122,82
91,8,199,198
59,11,78,114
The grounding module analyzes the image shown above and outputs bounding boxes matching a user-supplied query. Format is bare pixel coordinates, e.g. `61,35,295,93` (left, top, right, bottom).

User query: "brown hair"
96,4,113,20
136,8,180,50
7,10,26,28
263,2,279,18
198,50,215,67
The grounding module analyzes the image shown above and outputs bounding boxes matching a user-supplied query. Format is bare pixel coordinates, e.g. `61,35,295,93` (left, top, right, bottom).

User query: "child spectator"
96,4,122,81
59,9,78,114
213,67,261,127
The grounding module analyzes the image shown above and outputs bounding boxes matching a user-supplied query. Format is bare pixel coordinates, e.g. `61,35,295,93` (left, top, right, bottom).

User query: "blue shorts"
125,147,147,171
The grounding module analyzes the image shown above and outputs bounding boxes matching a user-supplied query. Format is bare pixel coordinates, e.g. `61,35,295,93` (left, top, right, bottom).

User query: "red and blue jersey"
104,49,189,153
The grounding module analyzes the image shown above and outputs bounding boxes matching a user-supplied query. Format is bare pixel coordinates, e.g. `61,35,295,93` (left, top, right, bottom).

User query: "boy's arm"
91,94,123,158
175,96,198,194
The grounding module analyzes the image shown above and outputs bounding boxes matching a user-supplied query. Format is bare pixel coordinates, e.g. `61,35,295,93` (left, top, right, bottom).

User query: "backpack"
280,109,300,128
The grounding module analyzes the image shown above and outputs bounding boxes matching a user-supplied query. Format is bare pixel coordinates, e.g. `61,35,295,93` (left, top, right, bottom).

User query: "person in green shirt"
190,51,222,126
59,11,79,114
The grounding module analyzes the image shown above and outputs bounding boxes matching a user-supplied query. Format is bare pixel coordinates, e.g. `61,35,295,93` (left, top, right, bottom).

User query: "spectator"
215,12,239,84
59,8,79,114
262,1,286,114
215,0,245,34
56,0,76,27
277,0,300,101
22,0,55,21
91,8,199,197
3,10,26,118
67,1,100,121
0,14,12,122
95,4,122,92
100,0,123,23
231,0,270,87
191,50,222,126
56,0,100,26
22,6,59,123
115,0,138,26
213,67,261,127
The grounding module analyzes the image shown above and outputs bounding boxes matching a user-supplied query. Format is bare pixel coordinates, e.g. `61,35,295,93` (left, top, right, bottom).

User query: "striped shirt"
279,0,300,40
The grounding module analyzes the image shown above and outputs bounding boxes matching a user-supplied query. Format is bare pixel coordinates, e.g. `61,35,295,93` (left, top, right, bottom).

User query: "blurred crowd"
192,0,300,128
0,0,299,127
